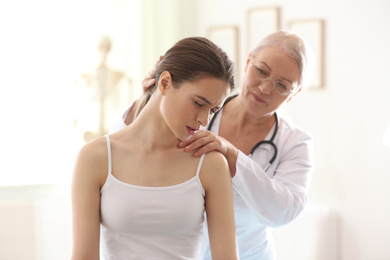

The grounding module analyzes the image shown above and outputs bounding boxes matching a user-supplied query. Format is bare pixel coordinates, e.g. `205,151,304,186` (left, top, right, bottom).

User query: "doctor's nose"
258,78,274,95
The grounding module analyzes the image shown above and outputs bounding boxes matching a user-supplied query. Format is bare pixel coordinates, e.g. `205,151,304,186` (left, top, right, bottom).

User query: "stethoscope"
207,94,279,173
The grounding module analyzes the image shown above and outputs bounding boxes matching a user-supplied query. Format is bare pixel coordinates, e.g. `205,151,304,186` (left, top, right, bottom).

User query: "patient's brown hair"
134,37,236,117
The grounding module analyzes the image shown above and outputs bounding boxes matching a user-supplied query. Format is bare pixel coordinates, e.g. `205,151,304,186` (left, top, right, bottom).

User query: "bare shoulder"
76,136,107,164
73,136,109,188
202,151,229,173
199,151,231,192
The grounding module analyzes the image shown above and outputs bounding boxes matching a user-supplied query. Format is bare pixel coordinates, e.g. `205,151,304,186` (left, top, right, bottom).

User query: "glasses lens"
274,82,291,96
250,63,294,96
250,64,265,80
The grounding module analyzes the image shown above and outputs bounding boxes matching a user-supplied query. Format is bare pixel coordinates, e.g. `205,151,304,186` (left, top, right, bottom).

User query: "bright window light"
0,0,110,186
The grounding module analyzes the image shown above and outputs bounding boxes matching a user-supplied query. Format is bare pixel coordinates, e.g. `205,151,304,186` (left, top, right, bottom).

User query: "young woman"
71,37,239,260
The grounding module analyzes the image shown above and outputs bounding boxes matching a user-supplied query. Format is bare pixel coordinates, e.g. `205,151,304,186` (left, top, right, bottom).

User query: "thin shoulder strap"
105,135,112,174
195,154,206,177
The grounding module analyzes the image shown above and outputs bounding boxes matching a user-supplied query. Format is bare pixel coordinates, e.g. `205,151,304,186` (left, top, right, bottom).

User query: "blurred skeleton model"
74,36,132,143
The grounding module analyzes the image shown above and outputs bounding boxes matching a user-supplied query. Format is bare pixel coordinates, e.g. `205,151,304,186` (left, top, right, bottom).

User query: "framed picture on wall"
208,25,239,76
247,6,280,53
289,19,325,89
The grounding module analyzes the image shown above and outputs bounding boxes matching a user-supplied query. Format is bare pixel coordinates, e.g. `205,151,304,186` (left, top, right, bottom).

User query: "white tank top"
100,135,206,259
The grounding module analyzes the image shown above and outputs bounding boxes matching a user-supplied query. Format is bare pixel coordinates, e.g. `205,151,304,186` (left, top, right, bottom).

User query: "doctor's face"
160,76,230,141
241,45,300,116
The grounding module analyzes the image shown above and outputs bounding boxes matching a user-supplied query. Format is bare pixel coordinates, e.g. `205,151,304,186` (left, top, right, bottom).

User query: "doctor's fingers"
192,141,224,157
141,55,163,92
141,78,156,92
179,130,216,148
185,133,223,155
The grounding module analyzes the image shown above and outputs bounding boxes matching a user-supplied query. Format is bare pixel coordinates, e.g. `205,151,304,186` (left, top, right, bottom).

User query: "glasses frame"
249,62,297,96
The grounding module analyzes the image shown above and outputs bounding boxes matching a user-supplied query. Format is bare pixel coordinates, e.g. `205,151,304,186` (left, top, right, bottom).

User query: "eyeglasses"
249,62,296,96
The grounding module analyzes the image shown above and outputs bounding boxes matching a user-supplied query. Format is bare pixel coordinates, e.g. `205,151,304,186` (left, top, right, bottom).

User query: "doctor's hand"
178,130,239,177
141,55,163,93
124,55,163,126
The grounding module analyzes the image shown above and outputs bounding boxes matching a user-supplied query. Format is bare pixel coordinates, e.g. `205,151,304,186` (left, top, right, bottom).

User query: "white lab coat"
109,102,314,260
201,107,314,260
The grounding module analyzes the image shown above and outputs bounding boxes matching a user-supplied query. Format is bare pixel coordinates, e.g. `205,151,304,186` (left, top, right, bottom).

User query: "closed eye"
194,100,203,107
256,67,268,77
195,101,220,115
276,81,288,90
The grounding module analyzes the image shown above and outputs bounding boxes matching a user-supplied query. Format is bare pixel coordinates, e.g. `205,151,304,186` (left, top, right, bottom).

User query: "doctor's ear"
244,52,253,71
158,71,173,95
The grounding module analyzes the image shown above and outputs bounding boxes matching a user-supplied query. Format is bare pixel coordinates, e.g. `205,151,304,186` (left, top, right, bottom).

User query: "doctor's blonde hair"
251,30,315,91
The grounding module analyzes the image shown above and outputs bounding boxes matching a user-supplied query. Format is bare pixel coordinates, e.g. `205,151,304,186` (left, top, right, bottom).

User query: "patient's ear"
158,71,173,95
